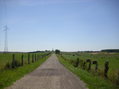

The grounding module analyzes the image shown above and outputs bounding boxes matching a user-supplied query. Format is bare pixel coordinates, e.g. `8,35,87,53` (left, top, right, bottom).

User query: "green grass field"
57,55,119,89
0,52,50,89
0,52,49,70
61,52,119,77
58,52,119,89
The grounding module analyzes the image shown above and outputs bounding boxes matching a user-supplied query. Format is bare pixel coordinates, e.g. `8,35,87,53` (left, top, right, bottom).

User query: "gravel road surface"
6,54,88,89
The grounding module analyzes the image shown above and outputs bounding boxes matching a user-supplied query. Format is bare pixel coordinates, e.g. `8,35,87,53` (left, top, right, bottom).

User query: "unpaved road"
6,54,88,89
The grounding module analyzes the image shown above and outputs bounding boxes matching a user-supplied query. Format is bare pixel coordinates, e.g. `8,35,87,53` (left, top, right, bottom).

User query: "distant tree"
55,49,60,54
101,49,119,53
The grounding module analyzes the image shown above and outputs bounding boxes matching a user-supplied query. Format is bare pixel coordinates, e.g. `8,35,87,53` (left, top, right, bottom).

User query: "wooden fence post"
86,59,91,71
74,58,80,67
32,54,34,63
83,61,86,69
79,60,83,68
21,54,24,66
104,61,109,78
35,54,37,61
12,54,15,68
28,53,30,64
92,61,98,72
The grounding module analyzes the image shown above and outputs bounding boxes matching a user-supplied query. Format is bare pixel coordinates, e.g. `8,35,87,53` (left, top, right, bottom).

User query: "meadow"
0,52,51,89
57,52,119,89
0,52,50,70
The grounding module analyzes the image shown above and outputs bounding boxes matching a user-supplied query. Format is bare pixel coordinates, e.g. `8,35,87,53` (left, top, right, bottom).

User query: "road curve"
6,54,88,89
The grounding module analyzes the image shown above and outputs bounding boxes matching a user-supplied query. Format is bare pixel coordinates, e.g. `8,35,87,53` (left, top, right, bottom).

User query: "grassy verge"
0,55,49,89
57,55,119,89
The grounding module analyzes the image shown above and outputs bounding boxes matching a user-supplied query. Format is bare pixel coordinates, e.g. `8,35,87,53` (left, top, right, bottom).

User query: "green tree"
55,49,60,54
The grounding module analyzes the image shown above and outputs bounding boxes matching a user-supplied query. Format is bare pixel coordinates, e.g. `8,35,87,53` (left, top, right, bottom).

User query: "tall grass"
57,54,119,89
61,52,119,85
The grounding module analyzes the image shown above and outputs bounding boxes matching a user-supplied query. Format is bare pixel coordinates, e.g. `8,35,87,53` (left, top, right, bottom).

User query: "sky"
0,0,119,52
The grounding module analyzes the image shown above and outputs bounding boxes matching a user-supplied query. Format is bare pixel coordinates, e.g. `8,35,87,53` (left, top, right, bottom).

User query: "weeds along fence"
60,54,119,85
0,52,51,70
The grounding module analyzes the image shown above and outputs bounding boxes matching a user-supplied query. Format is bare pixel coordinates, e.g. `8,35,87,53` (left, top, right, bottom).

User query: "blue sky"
0,0,119,52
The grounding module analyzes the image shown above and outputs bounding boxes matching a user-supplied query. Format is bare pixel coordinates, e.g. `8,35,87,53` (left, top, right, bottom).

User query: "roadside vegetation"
57,52,119,89
0,52,51,89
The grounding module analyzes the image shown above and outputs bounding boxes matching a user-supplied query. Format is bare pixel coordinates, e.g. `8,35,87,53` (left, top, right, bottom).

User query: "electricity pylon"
4,25,8,52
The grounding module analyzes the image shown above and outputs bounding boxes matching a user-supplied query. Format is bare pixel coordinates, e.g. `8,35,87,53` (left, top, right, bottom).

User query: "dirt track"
6,54,88,89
